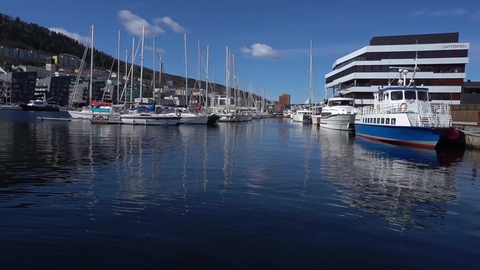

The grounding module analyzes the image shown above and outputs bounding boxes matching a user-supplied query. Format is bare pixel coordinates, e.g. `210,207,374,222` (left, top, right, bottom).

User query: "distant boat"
20,100,61,112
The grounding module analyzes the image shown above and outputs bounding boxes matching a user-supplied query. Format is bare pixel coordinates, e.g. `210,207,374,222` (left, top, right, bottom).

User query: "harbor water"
0,116,479,269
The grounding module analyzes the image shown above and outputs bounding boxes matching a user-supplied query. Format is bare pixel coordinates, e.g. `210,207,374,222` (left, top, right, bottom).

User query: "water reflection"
321,134,463,231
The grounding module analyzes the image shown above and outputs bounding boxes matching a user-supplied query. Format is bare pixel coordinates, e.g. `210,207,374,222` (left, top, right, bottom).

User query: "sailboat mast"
131,37,134,103
125,49,128,104
198,37,201,100
232,53,236,107
184,32,188,107
159,56,162,92
225,46,230,108
117,29,120,104
139,25,145,103
153,37,156,89
206,44,209,110
309,39,313,109
89,24,94,108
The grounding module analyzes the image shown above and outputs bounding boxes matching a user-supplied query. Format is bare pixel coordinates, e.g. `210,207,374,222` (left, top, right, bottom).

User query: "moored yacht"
319,97,356,131
20,100,62,112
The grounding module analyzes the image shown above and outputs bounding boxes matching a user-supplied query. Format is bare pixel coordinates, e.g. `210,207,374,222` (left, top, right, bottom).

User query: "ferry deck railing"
359,102,452,127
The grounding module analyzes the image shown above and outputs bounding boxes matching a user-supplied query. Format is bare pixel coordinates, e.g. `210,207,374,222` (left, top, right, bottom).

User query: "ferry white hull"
319,114,355,131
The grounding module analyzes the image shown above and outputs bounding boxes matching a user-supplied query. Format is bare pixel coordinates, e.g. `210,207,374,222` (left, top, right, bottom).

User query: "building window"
391,118,396,125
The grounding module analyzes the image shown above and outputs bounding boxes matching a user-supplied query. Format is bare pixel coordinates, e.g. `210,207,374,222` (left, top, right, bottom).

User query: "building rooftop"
369,32,459,46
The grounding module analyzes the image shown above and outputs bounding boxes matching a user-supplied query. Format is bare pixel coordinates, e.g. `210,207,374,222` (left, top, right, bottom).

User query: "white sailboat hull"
319,114,355,131
218,115,238,122
121,114,180,126
179,115,208,125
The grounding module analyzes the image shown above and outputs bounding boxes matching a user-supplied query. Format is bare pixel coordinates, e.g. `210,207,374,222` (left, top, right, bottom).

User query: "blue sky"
3,0,480,103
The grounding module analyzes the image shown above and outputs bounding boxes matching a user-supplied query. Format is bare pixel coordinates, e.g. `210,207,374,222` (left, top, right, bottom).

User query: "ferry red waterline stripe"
356,133,437,150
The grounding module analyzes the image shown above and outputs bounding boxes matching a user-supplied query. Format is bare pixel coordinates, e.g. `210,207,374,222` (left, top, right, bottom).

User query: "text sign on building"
440,43,469,50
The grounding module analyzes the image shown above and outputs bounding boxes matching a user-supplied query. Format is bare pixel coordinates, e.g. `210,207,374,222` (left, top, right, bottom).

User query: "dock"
37,117,71,122
90,119,123,125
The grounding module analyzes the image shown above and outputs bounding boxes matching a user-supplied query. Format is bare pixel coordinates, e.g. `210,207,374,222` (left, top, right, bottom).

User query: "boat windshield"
418,91,428,101
328,100,354,106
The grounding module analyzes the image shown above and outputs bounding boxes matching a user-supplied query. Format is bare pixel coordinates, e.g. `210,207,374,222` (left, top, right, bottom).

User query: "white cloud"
117,10,164,37
241,43,282,59
473,10,480,20
153,17,187,33
145,46,165,54
411,9,467,17
48,27,89,44
432,9,467,16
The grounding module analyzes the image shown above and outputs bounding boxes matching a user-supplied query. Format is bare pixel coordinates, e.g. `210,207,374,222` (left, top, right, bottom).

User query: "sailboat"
67,24,121,120
119,25,181,126
175,34,208,125
292,39,319,123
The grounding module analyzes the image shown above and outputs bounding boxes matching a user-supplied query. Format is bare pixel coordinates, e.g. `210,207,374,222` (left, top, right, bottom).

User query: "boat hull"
20,104,60,112
121,115,180,126
218,115,238,122
319,114,355,131
179,115,208,125
292,114,311,123
355,123,464,149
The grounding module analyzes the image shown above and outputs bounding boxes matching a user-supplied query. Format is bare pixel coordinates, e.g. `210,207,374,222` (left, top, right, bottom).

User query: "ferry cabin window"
386,118,390,124
373,118,376,124
417,91,428,101
328,100,355,106
405,91,416,100
377,118,380,124
391,118,396,125
391,91,403,100
381,118,385,124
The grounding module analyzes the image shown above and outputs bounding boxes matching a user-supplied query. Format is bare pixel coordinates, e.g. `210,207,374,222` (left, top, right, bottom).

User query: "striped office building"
325,32,469,105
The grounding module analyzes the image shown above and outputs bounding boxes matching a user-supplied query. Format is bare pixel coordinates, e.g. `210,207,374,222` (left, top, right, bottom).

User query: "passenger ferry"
355,64,465,149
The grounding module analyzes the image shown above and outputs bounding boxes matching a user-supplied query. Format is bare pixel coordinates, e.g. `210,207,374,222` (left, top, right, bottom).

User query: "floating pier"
37,117,71,122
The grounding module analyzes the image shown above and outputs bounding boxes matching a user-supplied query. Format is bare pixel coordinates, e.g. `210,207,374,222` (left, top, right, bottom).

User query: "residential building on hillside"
0,71,36,104
36,76,71,106
325,32,469,105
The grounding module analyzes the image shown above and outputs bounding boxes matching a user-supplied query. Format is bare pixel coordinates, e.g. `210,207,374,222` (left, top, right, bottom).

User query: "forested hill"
0,13,221,91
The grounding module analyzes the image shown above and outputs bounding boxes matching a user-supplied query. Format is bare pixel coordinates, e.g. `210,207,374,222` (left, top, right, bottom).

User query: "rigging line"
295,57,309,104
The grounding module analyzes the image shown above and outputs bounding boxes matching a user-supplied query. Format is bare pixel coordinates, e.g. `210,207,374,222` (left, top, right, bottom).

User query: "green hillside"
0,13,221,92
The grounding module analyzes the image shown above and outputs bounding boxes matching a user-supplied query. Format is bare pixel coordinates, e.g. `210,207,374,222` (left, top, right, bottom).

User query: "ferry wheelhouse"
355,66,464,149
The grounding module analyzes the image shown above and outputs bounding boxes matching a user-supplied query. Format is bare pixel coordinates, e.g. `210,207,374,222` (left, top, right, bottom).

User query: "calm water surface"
0,118,479,269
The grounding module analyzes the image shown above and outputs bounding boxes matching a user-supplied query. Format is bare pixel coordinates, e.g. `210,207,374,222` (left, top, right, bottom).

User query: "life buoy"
399,103,407,112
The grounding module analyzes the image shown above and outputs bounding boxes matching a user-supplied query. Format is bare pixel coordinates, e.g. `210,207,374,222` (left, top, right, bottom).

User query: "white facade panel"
353,99,460,106
326,72,466,88
326,57,469,77
340,85,462,95
332,43,469,69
